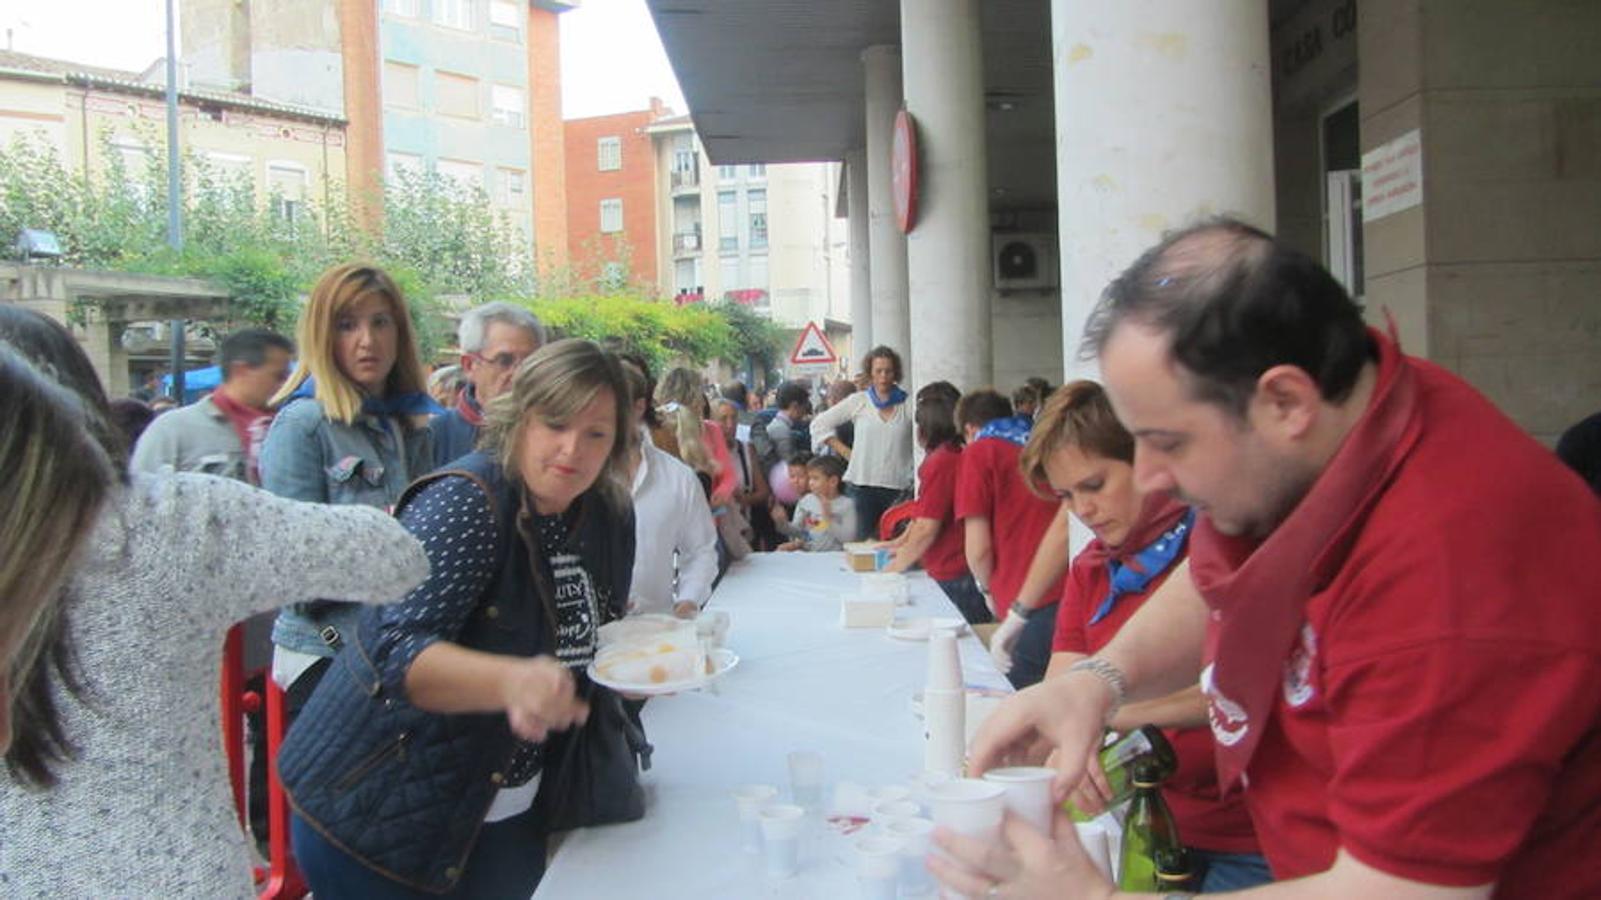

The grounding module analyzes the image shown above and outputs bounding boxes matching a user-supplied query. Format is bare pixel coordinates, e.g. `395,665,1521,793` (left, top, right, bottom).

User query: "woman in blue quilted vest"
280,339,638,897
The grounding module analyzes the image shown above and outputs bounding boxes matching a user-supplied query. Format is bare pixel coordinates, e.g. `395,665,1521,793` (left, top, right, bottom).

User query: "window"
498,167,525,206
267,162,309,230
718,164,738,180
437,158,484,191
748,163,766,178
597,136,622,171
674,258,699,292
717,191,738,252
201,150,251,186
111,139,154,202
719,256,739,290
673,148,695,173
382,0,419,16
489,0,521,39
386,151,424,182
599,198,623,233
748,254,769,289
601,262,627,289
491,84,525,128
384,61,420,109
436,71,479,119
434,0,473,30
748,189,767,249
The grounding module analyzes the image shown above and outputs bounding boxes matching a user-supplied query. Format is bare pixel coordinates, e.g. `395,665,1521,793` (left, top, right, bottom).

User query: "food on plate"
593,624,706,686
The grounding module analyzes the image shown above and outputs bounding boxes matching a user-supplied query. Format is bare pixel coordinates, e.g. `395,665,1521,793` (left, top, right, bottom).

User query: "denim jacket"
260,397,433,656
279,453,635,892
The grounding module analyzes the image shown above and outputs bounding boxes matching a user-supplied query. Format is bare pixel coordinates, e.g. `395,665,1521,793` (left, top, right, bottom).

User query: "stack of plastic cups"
924,630,965,776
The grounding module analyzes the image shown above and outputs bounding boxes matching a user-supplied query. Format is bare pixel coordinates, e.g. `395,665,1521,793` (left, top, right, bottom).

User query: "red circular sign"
891,109,918,234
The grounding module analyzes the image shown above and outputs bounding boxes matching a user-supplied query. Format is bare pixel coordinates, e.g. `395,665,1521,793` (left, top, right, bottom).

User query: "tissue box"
840,594,896,628
860,572,909,602
844,542,890,572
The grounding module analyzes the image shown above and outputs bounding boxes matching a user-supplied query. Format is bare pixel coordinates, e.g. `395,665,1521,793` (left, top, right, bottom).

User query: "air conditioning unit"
992,233,1058,291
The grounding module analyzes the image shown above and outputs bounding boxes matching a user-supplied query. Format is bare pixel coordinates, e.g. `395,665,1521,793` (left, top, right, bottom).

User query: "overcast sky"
1,0,685,119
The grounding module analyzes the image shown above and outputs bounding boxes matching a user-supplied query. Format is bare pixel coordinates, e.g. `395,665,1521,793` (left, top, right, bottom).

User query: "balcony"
672,230,702,257
670,169,700,193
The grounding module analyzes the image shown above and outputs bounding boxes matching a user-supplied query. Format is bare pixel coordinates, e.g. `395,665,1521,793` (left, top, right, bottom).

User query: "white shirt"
809,390,914,490
628,437,719,614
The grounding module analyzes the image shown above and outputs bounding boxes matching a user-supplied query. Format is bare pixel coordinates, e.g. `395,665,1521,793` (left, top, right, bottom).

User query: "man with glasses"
429,301,546,469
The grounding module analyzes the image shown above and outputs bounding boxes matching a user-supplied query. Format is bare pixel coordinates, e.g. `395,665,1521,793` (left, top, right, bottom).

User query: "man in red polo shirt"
934,219,1601,899
956,390,1069,689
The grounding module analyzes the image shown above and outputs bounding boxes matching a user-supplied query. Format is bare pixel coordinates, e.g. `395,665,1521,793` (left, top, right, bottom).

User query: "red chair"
878,498,920,542
220,625,307,900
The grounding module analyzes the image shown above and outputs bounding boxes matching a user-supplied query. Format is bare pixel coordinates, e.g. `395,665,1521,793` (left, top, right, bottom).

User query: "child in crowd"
777,455,857,552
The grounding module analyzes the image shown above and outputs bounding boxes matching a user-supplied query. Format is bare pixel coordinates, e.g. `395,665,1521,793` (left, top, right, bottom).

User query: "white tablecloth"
534,551,1011,898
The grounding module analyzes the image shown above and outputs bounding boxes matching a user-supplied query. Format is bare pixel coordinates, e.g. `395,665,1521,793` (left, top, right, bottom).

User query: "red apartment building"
563,99,667,288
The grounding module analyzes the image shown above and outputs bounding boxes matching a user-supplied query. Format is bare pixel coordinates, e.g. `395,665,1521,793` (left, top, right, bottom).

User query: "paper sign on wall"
1361,129,1423,223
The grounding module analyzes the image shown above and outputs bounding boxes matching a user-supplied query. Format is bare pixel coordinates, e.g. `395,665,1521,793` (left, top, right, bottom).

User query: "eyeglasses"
471,352,528,370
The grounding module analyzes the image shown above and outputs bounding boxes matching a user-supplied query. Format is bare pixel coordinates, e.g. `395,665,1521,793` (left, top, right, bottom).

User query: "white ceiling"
645,0,1058,212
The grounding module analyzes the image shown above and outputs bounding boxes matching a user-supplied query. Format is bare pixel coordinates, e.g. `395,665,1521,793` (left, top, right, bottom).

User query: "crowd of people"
2,217,1599,898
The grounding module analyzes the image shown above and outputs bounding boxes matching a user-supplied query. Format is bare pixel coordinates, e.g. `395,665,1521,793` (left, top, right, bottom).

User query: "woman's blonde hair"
480,339,632,507
656,366,717,477
1018,380,1136,499
270,263,430,426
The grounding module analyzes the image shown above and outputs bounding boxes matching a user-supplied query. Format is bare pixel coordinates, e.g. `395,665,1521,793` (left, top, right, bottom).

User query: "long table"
534,551,1011,898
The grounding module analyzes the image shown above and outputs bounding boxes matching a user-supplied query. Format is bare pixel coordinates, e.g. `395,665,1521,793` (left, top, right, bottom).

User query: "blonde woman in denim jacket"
261,264,435,700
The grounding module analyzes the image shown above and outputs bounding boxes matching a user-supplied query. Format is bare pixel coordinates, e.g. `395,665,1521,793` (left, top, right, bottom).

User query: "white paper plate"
886,617,968,641
588,647,739,696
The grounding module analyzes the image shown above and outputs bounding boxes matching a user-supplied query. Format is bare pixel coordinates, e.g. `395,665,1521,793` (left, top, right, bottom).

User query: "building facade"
180,0,572,270
563,101,662,288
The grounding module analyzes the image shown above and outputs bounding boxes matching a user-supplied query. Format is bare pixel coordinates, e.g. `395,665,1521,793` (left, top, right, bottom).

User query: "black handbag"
530,678,652,831
524,521,653,832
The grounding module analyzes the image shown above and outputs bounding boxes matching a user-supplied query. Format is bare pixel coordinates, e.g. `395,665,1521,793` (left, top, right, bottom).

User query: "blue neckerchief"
287,376,443,416
866,385,907,409
976,414,1033,447
1089,509,1196,625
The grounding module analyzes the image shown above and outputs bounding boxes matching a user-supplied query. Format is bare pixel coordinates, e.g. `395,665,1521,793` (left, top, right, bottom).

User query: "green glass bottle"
1065,724,1179,821
1154,846,1194,893
1115,760,1182,892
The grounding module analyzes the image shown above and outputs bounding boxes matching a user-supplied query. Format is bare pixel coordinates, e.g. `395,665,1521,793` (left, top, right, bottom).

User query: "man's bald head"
1081,217,1370,417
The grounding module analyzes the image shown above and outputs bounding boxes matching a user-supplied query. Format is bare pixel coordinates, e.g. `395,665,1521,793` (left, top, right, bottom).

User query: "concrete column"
846,148,873,362
862,44,909,364
1052,0,1275,381
902,0,991,393
79,313,130,398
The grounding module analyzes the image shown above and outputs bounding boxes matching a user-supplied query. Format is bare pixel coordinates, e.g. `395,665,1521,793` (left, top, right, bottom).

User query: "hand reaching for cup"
502,656,588,742
966,670,1116,803
928,810,1115,900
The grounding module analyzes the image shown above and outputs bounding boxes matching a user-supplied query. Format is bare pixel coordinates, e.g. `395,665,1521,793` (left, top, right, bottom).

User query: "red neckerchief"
1078,491,1190,570
209,388,274,486
1190,328,1423,792
455,385,483,428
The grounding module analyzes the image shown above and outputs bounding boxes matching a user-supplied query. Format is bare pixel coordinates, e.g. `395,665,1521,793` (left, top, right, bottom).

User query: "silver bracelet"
1066,657,1128,724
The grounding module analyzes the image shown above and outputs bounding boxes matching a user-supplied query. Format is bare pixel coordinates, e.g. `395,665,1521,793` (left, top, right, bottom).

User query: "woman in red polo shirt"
882,391,991,624
1023,381,1269,892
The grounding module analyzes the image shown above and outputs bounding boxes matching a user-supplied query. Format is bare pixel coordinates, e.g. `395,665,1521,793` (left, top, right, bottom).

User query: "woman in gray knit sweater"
0,308,430,898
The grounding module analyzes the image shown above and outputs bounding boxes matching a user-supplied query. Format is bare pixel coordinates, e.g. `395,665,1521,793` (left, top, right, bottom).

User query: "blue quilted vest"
278,451,634,893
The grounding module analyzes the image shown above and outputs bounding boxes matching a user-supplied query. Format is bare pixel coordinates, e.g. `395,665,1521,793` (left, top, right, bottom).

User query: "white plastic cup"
788,750,825,811
923,688,966,776
854,834,903,900
928,778,1008,843
884,816,936,896
926,630,962,691
1075,821,1115,883
759,803,807,878
732,784,779,853
864,784,913,806
871,798,923,827
983,766,1056,835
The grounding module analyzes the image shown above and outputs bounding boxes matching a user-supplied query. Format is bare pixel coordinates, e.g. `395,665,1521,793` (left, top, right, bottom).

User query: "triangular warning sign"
789,322,838,366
